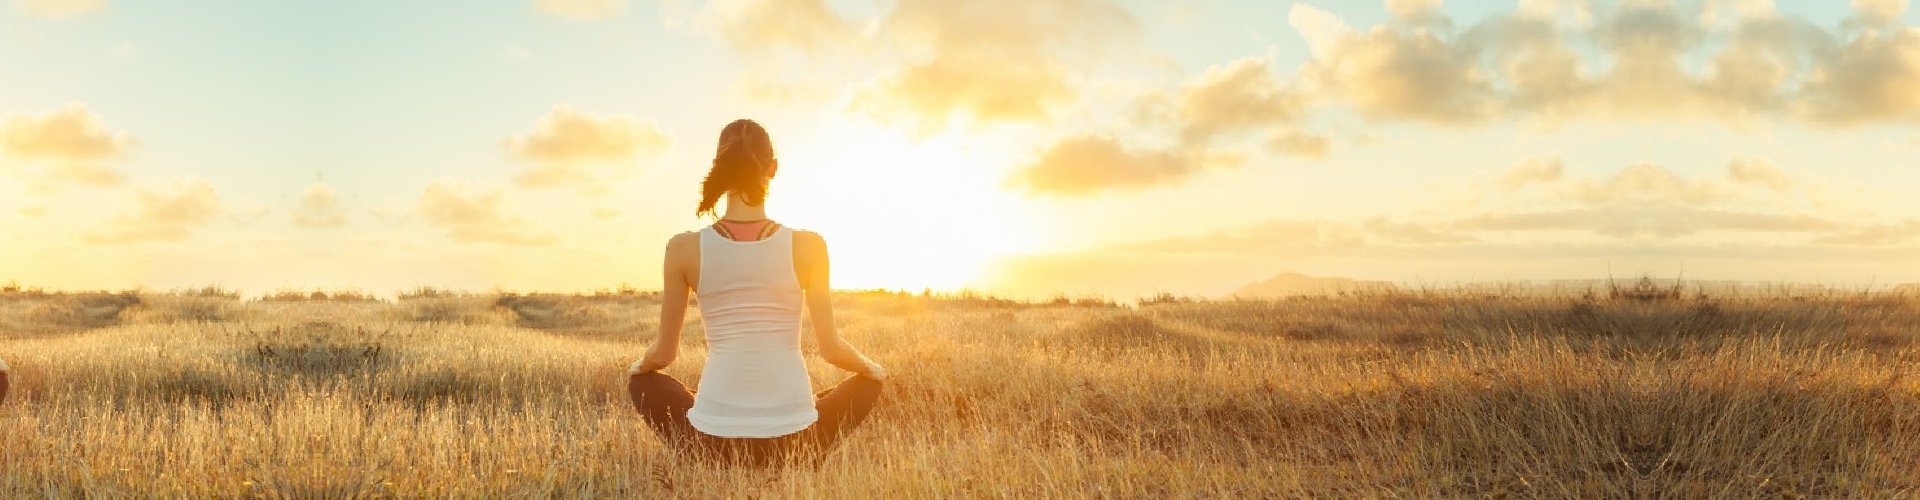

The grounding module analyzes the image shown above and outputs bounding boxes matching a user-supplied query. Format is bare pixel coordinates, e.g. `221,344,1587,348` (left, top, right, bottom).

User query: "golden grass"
0,288,1914,497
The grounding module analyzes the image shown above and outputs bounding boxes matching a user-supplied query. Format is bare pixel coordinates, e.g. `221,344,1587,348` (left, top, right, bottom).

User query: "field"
0,285,1916,498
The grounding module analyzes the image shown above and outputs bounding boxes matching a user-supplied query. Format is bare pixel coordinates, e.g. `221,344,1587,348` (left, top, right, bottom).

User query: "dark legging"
628,371,882,467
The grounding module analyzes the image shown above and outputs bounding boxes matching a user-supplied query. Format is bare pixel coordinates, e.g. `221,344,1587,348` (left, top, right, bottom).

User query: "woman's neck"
721,195,768,221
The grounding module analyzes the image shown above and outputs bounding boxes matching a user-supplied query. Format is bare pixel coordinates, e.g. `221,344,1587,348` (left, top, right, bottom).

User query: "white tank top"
685,225,819,437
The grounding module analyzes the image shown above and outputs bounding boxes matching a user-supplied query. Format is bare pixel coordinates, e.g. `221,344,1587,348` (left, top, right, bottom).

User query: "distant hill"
1229,272,1397,298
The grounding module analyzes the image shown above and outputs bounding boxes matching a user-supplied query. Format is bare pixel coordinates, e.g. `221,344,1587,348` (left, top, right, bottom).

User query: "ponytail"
697,119,774,218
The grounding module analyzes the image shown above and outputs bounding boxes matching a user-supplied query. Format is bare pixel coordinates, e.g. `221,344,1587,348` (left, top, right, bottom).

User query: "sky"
2,0,1919,299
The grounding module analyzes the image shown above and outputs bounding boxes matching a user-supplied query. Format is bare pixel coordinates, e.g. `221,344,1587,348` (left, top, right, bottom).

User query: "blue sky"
3,0,1919,297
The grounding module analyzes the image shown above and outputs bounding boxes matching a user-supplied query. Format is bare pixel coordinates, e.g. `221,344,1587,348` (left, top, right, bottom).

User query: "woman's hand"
859,359,889,381
630,343,676,374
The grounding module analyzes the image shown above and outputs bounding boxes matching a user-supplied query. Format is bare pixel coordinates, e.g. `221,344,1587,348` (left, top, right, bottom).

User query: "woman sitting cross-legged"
628,119,887,468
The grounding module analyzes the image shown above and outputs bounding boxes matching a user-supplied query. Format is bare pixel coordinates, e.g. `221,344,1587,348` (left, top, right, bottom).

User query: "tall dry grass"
0,287,1913,497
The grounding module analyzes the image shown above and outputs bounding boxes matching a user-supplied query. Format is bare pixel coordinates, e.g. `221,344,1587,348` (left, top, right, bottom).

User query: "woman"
628,119,888,467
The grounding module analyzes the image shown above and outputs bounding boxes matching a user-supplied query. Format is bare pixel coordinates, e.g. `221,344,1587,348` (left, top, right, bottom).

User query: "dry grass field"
0,283,1915,498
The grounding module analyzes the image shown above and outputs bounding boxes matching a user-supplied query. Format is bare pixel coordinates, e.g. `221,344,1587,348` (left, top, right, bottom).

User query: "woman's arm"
794,230,887,380
632,233,694,374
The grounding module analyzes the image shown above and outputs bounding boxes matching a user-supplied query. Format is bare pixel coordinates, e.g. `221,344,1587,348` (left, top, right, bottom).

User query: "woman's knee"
833,375,884,403
630,371,695,406
628,371,681,398
632,370,685,386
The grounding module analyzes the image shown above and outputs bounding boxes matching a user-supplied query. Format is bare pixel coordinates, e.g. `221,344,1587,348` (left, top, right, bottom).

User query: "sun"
775,120,1038,292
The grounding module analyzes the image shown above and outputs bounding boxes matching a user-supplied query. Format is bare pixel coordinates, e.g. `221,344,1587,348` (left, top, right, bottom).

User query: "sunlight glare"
776,120,1038,292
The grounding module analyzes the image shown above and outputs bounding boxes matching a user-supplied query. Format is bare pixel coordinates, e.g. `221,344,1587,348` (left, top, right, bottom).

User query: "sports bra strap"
713,220,780,242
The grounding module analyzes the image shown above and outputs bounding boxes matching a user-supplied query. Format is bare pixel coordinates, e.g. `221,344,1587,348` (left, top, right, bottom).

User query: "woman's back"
627,118,885,467
686,225,818,437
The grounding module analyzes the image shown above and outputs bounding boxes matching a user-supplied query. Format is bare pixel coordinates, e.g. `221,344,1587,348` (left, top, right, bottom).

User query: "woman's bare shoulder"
791,229,827,253
666,230,700,253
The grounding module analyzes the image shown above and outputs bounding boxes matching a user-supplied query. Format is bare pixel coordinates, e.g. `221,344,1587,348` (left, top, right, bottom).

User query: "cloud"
708,0,854,57
1174,58,1311,144
12,0,105,17
1517,0,1595,28
1703,0,1775,27
1289,4,1496,124
1386,0,1445,22
83,179,226,244
1813,219,1920,245
414,179,556,245
852,0,1139,127
1453,207,1842,238
1289,3,1355,59
506,105,668,164
1115,163,1866,243
987,160,1916,296
1019,1,1920,196
229,198,271,225
1501,156,1565,190
291,182,347,229
1472,14,1594,118
16,205,46,218
660,0,863,105
1013,57,1325,195
1363,217,1478,244
1851,0,1910,25
1726,157,1791,191
1005,136,1194,195
1489,159,1797,210
1448,157,1920,243
1267,130,1330,159
534,0,622,19
1799,22,1920,124
1563,163,1739,206
1276,0,1920,126
1,103,134,162
1,103,134,191
505,105,670,190
1585,2,1708,113
34,162,124,187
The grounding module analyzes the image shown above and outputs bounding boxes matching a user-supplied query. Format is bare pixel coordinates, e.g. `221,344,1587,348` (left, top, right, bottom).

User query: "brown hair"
697,119,775,218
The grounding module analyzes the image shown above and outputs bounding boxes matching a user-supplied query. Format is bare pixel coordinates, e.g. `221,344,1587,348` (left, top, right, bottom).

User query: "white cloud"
1501,156,1566,190
1,103,135,192
291,182,348,229
1006,136,1193,195
414,179,556,245
505,105,671,191
1,103,134,162
1288,4,1354,60
83,179,226,244
852,0,1140,128
1174,58,1310,143
1272,0,1920,125
708,0,855,57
